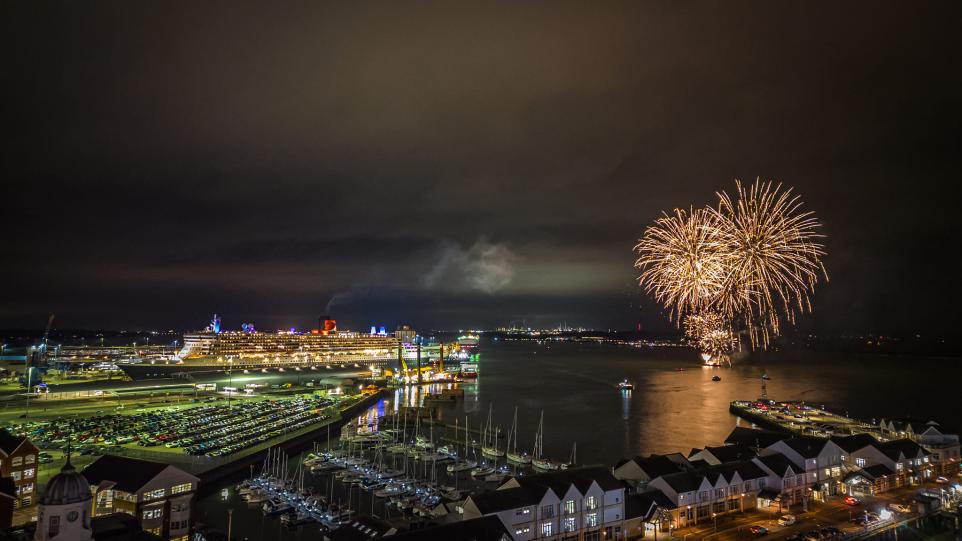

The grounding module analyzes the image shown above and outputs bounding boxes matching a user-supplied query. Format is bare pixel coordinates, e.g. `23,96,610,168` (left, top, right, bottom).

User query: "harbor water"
196,338,962,540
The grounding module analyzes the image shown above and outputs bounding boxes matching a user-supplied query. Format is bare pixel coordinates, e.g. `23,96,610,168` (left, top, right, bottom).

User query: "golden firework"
683,311,736,360
710,179,827,348
634,178,827,352
633,207,728,322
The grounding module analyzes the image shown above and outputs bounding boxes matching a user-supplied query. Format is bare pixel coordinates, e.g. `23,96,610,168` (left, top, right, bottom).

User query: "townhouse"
842,438,934,495
645,460,768,529
461,466,626,541
82,455,199,540
751,453,807,511
762,436,846,501
917,424,961,476
0,428,40,508
613,454,690,491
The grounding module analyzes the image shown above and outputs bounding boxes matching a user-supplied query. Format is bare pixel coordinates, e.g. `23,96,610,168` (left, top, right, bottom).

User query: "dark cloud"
2,1,961,335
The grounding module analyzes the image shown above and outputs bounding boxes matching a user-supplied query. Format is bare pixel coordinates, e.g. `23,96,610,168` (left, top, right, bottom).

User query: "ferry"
617,379,634,391
119,315,398,380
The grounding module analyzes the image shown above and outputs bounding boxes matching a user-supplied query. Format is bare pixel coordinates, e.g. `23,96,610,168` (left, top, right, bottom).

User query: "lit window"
12,471,21,481
24,469,35,479
172,483,192,494
25,455,36,464
541,522,553,537
563,516,577,532
586,495,597,510
12,457,22,466
855,458,866,468
143,508,163,520
586,512,598,527
144,489,166,500
564,499,576,514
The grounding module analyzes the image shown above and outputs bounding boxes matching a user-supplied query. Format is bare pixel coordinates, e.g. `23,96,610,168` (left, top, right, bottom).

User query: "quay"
730,399,888,440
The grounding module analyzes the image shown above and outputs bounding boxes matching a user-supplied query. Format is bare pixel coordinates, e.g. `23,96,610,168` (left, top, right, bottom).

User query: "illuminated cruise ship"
120,315,399,379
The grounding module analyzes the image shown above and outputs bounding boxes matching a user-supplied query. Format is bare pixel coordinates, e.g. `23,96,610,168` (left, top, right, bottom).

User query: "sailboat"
506,407,531,465
446,416,477,473
531,411,562,471
481,404,505,458
560,442,577,470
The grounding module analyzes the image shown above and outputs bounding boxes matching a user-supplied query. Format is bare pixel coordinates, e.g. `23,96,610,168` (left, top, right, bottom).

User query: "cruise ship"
120,315,399,380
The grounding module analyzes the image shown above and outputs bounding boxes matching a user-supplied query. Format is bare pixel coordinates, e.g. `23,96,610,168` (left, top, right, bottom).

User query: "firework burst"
634,178,827,355
633,207,728,322
710,179,827,348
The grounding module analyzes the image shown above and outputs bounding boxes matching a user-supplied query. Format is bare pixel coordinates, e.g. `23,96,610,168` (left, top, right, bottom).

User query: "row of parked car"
10,394,345,458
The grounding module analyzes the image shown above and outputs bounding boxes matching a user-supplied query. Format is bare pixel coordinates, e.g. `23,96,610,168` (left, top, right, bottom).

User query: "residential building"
762,436,845,499
645,460,768,529
461,466,626,541
0,428,40,508
82,455,199,540
751,453,806,511
613,454,690,491
843,439,934,495
917,424,961,476
688,444,756,466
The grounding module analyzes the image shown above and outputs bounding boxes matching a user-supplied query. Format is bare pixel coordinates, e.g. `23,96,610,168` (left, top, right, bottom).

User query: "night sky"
3,2,961,336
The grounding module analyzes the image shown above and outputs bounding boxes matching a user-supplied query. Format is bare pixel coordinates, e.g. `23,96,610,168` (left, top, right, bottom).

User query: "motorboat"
617,379,634,391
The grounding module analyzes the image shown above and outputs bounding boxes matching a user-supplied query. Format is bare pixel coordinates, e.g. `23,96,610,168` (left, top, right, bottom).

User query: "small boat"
471,465,495,477
617,379,634,391
712,375,721,382
761,372,770,380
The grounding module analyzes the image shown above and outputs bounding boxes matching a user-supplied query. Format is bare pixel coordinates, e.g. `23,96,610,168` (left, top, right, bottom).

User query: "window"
699,490,709,501
744,481,752,491
855,458,866,467
564,499,576,514
541,505,555,519
172,483,192,494
585,512,598,527
25,455,36,464
896,463,903,471
144,488,166,500
758,478,767,488
21,496,32,506
563,516,577,532
715,488,725,499
515,527,531,535
24,469,35,479
12,471,21,481
143,508,163,520
541,521,553,537
49,516,60,537
22,483,33,494
585,495,597,510
12,457,22,466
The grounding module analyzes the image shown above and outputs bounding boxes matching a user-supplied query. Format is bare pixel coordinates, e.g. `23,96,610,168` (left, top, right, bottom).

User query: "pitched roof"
831,434,880,453
754,453,797,476
0,429,31,455
876,439,929,461
698,444,757,463
82,454,195,493
780,436,833,459
627,454,690,477
511,465,624,494
467,486,545,514
626,489,677,520
391,516,510,541
654,460,766,494
724,427,786,449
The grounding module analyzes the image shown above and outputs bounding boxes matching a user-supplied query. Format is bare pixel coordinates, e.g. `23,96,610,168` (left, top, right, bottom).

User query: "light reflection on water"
197,339,962,539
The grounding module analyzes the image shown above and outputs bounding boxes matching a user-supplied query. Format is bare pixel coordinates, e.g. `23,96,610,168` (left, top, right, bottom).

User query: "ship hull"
120,358,394,380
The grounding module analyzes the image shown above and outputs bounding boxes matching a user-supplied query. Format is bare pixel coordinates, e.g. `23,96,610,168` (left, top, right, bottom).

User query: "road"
672,484,943,541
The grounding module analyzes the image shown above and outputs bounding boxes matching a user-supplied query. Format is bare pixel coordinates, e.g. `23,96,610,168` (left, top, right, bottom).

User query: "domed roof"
41,460,91,506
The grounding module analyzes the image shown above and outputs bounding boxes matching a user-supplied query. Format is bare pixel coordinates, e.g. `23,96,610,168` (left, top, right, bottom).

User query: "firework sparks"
633,207,728,322
710,179,827,348
683,311,736,362
634,178,827,355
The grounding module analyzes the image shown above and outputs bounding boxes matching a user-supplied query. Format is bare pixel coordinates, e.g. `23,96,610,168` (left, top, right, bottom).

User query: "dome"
41,461,91,506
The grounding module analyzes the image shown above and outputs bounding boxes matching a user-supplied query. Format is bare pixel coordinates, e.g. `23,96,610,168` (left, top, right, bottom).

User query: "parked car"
842,496,860,506
749,525,769,535
778,515,796,526
889,503,912,513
